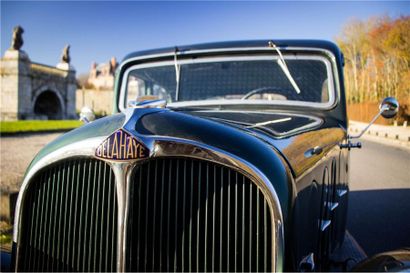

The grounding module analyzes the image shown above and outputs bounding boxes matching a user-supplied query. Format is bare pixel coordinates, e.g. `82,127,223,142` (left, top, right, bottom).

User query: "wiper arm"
174,47,181,100
268,41,301,94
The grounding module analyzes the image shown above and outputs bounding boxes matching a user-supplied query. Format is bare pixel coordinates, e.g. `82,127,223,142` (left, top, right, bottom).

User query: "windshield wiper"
268,41,301,94
174,46,181,101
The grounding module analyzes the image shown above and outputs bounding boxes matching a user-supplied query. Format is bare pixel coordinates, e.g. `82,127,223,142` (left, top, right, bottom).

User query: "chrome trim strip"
118,49,340,112
320,220,331,231
13,134,285,272
204,111,323,138
337,189,348,197
168,98,331,109
117,46,338,72
110,162,131,272
326,202,339,211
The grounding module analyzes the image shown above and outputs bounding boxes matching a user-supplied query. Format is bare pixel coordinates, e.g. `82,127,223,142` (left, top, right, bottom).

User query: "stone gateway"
0,26,77,120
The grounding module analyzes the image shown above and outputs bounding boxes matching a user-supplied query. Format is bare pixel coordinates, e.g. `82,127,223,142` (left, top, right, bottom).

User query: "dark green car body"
13,40,350,272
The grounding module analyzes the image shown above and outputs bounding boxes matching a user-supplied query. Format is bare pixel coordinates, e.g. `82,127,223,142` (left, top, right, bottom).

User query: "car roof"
122,39,341,62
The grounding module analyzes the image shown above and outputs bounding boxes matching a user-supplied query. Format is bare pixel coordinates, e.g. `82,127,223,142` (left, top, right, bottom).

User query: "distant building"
0,26,77,120
87,57,118,90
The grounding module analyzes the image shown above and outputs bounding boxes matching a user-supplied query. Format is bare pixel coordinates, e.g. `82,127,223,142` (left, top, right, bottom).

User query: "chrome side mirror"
380,97,399,119
349,97,399,139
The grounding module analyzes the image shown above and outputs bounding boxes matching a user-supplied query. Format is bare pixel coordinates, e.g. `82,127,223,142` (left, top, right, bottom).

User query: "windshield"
123,55,334,108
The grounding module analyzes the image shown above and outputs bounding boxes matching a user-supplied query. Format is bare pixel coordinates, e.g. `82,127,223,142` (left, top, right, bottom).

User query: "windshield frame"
118,51,338,112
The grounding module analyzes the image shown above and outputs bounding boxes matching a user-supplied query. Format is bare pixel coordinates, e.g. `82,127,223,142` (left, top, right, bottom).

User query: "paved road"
348,139,410,257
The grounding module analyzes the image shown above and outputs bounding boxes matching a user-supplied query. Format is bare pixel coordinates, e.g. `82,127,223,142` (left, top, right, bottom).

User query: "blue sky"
1,1,409,74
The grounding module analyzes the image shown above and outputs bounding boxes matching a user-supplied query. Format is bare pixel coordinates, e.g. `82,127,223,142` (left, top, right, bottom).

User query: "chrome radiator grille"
126,157,272,272
17,158,118,272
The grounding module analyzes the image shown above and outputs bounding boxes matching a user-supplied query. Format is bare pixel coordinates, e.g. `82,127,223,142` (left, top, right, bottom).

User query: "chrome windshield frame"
118,48,340,113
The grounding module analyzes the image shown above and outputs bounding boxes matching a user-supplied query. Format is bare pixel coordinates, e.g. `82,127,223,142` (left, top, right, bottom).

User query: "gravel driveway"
0,133,62,193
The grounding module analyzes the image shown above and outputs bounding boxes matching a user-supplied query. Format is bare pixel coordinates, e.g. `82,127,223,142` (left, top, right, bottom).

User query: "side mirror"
349,97,399,139
380,97,399,119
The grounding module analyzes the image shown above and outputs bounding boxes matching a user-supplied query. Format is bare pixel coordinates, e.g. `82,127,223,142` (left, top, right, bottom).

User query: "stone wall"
0,51,31,120
76,89,114,115
0,49,77,120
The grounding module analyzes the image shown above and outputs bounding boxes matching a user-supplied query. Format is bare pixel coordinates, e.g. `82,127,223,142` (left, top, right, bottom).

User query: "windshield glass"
124,56,334,108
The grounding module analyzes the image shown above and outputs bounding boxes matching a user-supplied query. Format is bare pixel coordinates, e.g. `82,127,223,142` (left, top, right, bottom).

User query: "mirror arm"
348,105,389,139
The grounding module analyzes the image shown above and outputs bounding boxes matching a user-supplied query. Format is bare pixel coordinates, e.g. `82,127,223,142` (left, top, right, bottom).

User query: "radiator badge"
95,129,149,160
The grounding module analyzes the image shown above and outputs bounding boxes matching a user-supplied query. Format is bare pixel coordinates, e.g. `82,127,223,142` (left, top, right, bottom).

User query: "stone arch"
32,87,66,120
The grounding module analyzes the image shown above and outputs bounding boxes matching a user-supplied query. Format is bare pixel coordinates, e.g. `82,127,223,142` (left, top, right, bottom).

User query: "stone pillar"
0,49,32,120
57,62,77,119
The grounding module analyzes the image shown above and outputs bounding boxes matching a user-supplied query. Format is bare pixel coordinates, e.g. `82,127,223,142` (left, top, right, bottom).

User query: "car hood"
26,108,345,219
137,109,345,178
27,109,293,218
184,110,346,176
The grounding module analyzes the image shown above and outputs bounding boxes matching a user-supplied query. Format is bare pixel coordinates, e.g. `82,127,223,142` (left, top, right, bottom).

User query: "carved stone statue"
61,45,71,64
11,25,24,50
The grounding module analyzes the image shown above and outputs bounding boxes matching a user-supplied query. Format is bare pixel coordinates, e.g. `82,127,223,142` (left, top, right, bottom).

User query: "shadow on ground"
348,188,410,256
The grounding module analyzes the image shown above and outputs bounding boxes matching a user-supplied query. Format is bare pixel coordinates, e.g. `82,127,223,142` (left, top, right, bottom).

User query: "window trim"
119,54,337,112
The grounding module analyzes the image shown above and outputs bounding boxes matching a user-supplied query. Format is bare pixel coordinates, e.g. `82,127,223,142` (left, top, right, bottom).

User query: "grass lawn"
0,120,82,134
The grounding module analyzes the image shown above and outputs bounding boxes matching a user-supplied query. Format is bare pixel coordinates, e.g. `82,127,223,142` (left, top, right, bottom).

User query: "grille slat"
38,172,46,271
66,163,74,269
159,160,165,271
71,161,80,270
174,159,180,272
196,162,201,272
204,163,209,271
242,175,246,271
44,170,52,271
18,158,117,272
90,161,97,271
151,160,158,271
34,173,43,270
50,167,58,271
234,172,238,272
219,167,223,272
127,157,272,272
167,160,173,271
103,162,111,271
211,164,216,272
226,170,231,271
27,180,36,270
181,160,187,272
188,161,193,272
110,168,117,272
249,180,253,271
76,161,87,271
62,163,70,271
57,163,65,268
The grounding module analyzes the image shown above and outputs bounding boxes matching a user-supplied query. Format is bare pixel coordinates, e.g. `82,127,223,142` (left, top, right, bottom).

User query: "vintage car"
6,40,401,272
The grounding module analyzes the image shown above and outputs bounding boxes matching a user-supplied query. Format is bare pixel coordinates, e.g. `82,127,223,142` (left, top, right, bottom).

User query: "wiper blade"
268,41,301,94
